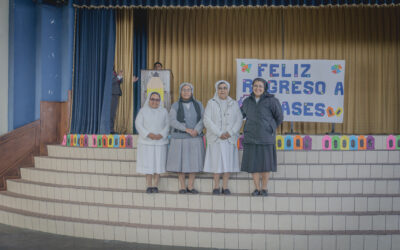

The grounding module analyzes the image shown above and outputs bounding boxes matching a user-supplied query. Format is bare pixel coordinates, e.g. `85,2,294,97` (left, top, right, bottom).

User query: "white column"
0,0,9,135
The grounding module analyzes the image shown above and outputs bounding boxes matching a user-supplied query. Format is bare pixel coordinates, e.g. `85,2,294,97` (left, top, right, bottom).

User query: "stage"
0,135,398,249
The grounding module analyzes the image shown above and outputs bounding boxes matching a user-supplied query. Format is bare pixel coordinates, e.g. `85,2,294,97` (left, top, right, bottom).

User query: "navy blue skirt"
241,143,277,173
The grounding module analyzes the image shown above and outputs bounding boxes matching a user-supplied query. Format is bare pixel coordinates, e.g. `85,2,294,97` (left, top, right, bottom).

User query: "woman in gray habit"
166,82,205,194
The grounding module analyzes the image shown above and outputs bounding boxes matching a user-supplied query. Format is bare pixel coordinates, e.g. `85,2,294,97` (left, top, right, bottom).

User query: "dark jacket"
112,72,122,96
241,92,283,145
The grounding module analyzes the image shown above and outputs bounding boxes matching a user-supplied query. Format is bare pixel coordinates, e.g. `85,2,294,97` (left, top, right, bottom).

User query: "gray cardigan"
241,93,283,145
169,101,204,139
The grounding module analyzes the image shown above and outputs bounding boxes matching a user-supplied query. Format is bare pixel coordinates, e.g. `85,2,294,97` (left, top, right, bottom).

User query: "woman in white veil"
135,92,169,193
203,80,243,195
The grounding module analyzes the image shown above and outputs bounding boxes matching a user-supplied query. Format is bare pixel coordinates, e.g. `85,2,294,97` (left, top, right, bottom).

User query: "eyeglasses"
218,87,228,90
150,98,160,102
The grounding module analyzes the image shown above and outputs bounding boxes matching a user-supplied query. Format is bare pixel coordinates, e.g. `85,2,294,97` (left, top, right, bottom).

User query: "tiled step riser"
47,146,137,161
278,150,400,165
7,181,400,213
34,157,138,176
47,146,400,165
0,194,399,232
274,164,400,179
0,209,399,250
34,157,400,180
0,135,397,249
20,168,400,195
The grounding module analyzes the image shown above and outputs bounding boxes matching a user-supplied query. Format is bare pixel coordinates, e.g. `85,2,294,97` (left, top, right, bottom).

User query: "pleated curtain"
148,8,283,107
114,9,135,134
70,8,116,134
282,7,400,134
147,6,400,134
132,10,148,134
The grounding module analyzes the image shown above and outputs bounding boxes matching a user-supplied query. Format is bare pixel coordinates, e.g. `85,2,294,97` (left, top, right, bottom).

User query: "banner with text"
236,59,345,123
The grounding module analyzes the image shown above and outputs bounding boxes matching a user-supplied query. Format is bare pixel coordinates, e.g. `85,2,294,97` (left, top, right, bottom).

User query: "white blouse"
135,106,169,145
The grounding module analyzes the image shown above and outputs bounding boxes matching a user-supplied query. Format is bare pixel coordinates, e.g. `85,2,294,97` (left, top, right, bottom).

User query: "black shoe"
178,189,187,194
251,189,260,196
186,188,199,194
222,188,231,195
152,187,159,193
212,188,220,195
260,189,268,196
146,187,153,193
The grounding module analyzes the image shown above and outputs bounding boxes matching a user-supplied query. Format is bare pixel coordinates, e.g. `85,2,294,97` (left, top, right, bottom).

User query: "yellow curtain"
283,6,400,134
114,9,134,134
148,8,283,109
147,6,400,134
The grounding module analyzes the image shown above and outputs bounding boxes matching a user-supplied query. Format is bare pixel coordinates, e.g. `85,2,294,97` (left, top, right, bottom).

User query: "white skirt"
203,141,240,173
136,144,167,174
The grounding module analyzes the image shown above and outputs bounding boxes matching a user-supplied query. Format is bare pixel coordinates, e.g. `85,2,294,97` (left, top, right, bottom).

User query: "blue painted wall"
36,4,63,118
8,0,74,131
9,0,37,130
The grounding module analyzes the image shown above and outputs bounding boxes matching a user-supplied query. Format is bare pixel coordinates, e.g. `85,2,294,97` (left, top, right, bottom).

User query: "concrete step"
0,191,399,232
34,156,400,179
1,134,397,250
20,168,400,195
0,202,398,250
47,145,137,161
47,144,400,164
34,156,138,176
6,179,400,213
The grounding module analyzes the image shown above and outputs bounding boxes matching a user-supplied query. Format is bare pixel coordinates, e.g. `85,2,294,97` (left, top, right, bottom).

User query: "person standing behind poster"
153,61,163,70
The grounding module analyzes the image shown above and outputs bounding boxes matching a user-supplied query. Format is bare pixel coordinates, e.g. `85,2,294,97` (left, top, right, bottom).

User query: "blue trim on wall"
35,4,42,120
72,0,400,6
61,1,74,102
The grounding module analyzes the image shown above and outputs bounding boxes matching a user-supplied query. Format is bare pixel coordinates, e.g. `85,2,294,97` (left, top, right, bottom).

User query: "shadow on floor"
0,223,221,250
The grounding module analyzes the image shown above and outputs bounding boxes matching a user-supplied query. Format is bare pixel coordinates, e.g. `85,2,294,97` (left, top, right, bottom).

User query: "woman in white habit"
203,80,243,195
135,92,169,193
